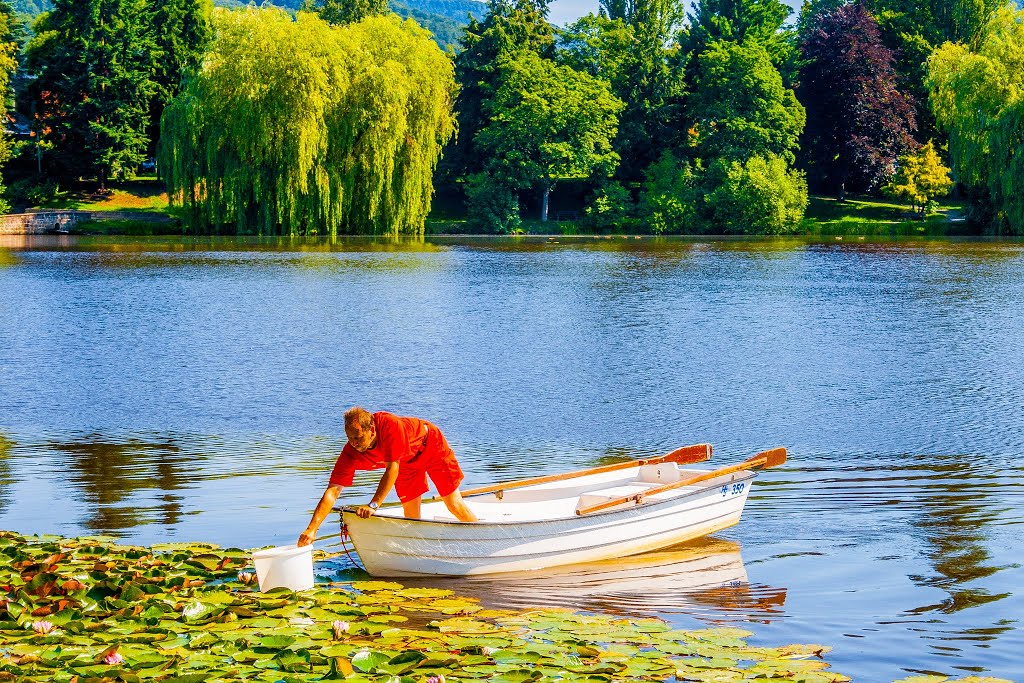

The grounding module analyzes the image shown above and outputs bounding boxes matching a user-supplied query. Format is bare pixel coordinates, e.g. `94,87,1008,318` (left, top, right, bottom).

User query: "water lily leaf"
320,656,355,680
275,649,312,672
349,581,403,592
259,635,297,650
492,650,542,665
777,644,831,659
429,618,496,634
374,615,413,626
491,668,543,683
383,650,427,674
351,649,392,673
394,588,454,599
158,674,212,683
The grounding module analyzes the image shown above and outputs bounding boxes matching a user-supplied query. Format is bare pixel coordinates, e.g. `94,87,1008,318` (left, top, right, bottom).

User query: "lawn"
34,176,172,214
801,194,966,236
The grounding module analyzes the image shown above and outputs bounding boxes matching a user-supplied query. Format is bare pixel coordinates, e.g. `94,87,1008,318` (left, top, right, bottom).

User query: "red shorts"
394,428,465,502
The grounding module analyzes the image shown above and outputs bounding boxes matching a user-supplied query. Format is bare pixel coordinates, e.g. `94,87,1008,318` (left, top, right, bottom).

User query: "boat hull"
341,471,756,577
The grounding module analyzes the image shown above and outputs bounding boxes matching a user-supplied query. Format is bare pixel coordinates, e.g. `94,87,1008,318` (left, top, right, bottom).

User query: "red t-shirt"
328,412,429,487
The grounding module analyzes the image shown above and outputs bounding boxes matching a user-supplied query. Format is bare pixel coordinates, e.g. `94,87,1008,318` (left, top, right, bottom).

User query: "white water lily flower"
181,602,205,619
31,620,55,634
332,620,350,639
481,646,498,656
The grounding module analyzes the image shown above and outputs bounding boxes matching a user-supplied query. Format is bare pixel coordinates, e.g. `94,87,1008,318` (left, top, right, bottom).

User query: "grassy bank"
6,178,973,238
32,177,173,215
800,194,967,237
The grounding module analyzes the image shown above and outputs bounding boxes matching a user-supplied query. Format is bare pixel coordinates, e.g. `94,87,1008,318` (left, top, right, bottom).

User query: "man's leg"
401,496,422,519
441,489,478,522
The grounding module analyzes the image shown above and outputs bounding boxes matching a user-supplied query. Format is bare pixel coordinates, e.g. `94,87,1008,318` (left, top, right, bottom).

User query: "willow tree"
928,3,1024,233
160,8,456,235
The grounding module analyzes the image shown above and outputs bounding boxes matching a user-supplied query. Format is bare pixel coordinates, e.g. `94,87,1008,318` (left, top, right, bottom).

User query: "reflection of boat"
339,446,786,577
364,538,787,621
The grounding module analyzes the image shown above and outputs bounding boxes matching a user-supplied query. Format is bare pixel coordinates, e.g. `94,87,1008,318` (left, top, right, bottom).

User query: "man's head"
344,407,376,452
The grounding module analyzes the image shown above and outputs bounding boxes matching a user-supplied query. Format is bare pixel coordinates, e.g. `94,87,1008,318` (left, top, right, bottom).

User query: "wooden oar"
453,443,713,500
575,447,787,516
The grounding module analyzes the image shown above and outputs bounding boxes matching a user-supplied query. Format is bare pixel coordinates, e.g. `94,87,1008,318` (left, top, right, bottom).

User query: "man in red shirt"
298,407,477,546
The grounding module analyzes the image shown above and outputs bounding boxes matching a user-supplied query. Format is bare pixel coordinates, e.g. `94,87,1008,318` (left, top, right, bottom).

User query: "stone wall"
0,210,173,235
0,211,84,235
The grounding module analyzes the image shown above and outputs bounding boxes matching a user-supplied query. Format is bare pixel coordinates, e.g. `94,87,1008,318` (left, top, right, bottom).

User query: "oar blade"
664,443,713,465
753,447,787,469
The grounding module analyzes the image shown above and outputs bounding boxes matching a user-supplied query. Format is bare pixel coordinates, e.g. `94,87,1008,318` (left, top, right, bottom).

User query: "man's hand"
297,528,316,547
355,505,376,519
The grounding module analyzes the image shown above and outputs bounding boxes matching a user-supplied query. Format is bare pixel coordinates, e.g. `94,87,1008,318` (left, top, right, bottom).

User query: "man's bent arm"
370,462,401,507
298,485,343,546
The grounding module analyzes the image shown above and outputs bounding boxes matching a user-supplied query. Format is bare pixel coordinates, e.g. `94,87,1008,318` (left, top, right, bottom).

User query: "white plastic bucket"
252,544,314,592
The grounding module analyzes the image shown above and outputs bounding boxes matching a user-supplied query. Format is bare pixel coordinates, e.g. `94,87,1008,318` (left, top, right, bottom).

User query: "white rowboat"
338,444,786,577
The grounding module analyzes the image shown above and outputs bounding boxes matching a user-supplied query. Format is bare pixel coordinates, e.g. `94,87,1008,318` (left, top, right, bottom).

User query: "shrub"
5,178,61,207
465,173,521,234
584,181,633,231
704,155,808,234
639,152,700,234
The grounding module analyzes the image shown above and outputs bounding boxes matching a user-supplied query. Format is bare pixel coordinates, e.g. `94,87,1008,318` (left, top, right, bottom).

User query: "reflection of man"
298,407,477,546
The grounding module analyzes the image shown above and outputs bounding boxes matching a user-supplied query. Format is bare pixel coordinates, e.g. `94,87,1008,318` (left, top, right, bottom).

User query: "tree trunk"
541,184,551,222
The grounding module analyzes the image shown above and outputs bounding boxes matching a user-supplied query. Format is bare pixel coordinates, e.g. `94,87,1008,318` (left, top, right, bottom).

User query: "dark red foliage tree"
797,1,917,196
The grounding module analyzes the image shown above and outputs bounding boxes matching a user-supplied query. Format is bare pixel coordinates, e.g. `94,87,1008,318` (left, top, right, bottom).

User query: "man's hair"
344,407,374,432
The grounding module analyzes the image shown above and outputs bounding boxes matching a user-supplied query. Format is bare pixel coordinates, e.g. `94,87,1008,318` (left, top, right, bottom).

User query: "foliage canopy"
928,3,1024,233
160,8,456,235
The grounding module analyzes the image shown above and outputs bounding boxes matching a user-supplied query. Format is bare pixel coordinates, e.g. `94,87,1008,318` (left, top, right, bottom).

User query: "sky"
547,0,804,27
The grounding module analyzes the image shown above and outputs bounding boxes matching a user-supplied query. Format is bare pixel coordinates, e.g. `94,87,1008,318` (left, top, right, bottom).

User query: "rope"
336,522,362,570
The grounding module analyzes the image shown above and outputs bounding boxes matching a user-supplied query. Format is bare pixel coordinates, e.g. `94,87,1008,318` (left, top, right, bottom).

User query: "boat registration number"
721,482,746,496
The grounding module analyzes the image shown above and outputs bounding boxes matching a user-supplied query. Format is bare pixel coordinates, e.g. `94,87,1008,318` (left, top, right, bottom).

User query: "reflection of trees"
49,436,190,535
906,458,1012,618
0,433,13,518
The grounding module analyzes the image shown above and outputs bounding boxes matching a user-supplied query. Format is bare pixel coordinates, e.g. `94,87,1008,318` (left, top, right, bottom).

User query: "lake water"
1,234,1022,681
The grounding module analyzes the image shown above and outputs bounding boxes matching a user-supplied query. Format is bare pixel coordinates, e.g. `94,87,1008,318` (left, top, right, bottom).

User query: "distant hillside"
7,0,483,48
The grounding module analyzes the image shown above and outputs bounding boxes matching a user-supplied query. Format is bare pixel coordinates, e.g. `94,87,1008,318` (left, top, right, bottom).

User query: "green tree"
160,8,456,235
441,0,555,192
0,2,18,213
681,0,795,77
301,0,388,24
24,0,157,185
473,51,623,223
843,0,1003,140
149,0,213,157
928,3,1024,233
688,39,805,164
559,0,686,183
883,140,953,215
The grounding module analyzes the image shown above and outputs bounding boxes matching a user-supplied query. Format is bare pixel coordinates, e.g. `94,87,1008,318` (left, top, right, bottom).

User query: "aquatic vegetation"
0,531,1006,683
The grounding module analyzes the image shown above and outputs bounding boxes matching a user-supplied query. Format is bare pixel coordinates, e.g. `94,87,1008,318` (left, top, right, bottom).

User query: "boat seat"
575,483,657,514
636,463,684,484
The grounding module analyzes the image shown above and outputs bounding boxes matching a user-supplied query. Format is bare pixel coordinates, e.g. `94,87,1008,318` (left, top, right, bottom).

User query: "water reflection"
43,436,190,534
329,538,787,624
906,459,1013,616
0,433,13,517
